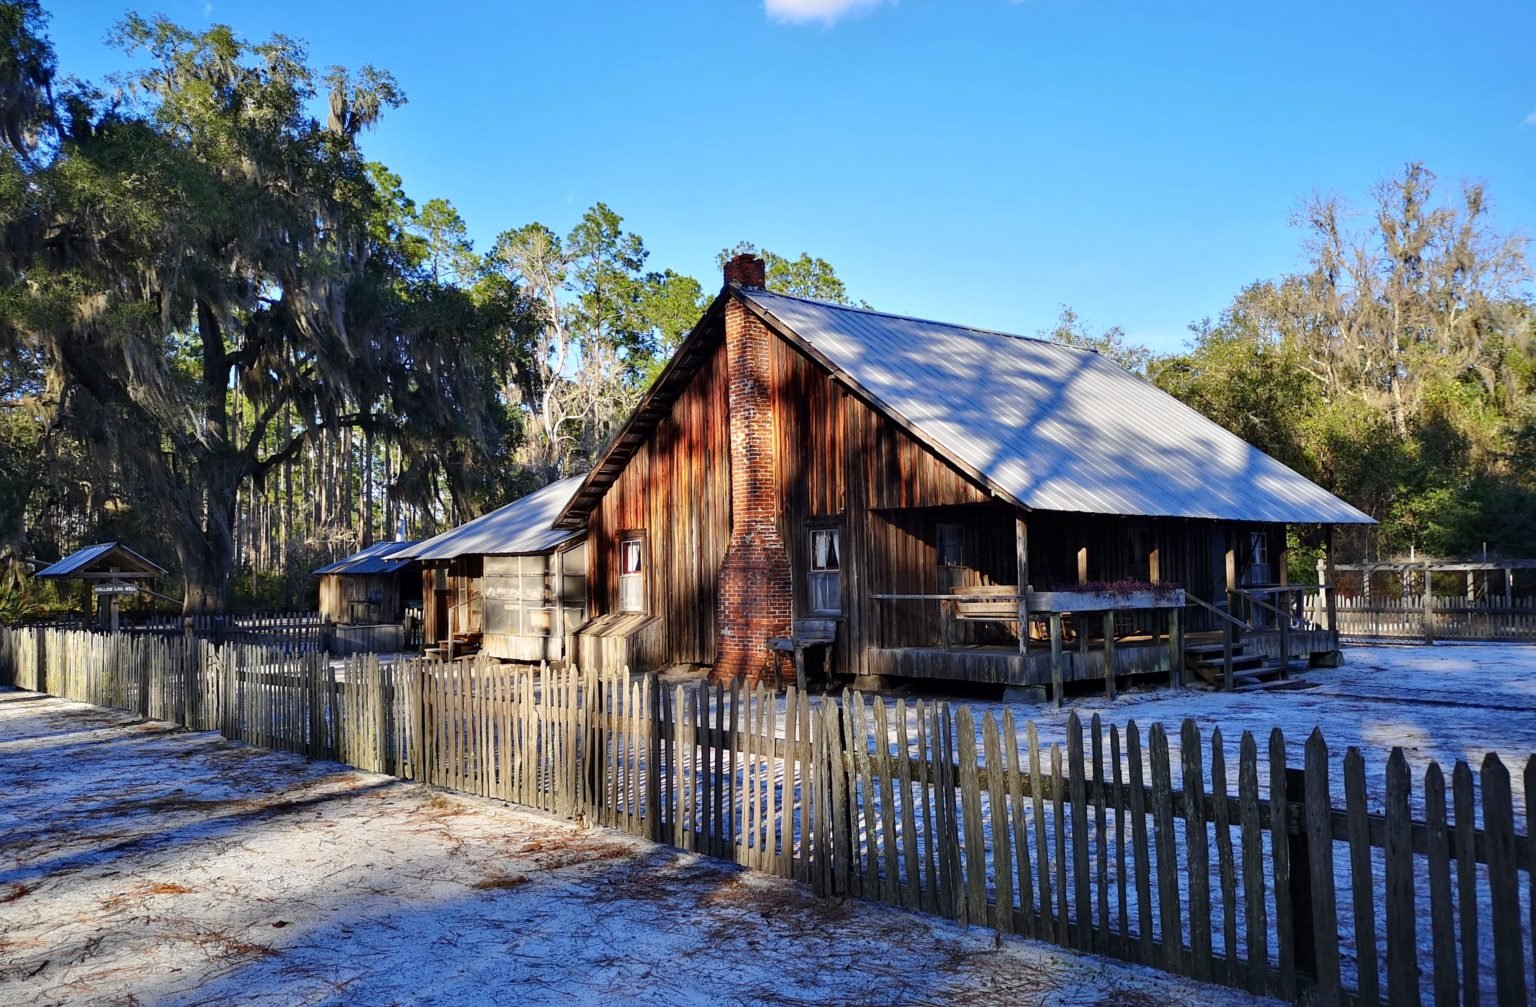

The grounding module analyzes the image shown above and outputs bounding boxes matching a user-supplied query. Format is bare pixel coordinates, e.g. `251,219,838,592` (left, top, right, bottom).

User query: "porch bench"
949,585,1022,622
946,585,1031,648
769,619,837,691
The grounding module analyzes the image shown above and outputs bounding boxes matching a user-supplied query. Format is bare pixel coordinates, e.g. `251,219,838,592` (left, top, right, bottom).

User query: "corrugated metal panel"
35,542,167,578
743,290,1374,525
400,475,585,562
312,541,420,577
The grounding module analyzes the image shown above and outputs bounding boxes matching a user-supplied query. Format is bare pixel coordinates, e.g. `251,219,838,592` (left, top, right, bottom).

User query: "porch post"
1422,560,1434,644
1277,532,1290,679
1322,525,1338,638
1049,612,1065,709
1224,535,1238,620
1102,610,1116,699
1016,517,1030,655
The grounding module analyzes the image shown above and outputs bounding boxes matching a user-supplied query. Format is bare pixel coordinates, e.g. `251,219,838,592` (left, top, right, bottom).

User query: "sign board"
93,580,140,597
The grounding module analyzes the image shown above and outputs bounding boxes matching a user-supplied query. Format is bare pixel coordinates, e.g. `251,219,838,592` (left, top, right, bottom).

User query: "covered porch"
860,501,1344,701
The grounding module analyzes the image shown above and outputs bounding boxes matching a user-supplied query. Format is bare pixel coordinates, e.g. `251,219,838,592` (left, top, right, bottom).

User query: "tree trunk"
179,482,236,614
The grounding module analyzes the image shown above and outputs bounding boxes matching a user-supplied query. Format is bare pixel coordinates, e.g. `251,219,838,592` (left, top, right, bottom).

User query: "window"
1250,531,1269,569
619,536,645,613
937,524,966,569
809,528,841,614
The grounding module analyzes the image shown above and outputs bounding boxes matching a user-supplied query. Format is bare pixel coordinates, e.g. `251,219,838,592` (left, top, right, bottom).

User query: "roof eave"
554,290,732,530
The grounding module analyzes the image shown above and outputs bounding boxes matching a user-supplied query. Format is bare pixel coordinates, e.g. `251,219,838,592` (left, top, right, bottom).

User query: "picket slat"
1238,731,1268,995
1482,754,1529,1007
1425,762,1459,1007
1385,748,1421,1006
1343,747,1380,1007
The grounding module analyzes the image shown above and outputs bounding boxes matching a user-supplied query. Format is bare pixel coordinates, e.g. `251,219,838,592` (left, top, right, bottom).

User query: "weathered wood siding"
585,333,733,668
421,555,484,646
770,332,1003,676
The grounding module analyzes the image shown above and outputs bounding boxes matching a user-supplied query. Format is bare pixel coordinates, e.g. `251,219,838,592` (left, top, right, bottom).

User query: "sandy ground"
0,688,1277,1007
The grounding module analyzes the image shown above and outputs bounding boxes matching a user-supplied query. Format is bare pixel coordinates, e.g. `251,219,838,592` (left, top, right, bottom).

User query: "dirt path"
0,687,1277,1007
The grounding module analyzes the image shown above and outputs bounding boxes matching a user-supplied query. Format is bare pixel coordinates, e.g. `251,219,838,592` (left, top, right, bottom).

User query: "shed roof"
560,288,1373,527
34,542,167,579
400,475,585,562
312,540,420,577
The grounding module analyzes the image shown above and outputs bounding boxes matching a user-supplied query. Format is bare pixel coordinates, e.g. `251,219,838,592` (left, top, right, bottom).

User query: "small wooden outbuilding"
313,541,422,626
399,475,588,663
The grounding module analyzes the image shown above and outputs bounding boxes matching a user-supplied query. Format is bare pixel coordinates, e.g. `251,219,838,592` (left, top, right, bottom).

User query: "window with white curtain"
619,537,645,613
809,527,841,614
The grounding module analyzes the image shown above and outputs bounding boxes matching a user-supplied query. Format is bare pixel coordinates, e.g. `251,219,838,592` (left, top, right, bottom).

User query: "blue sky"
50,0,1536,352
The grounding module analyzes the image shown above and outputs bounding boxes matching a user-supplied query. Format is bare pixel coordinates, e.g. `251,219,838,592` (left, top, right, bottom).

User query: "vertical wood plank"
1526,756,1536,1003
1005,709,1035,939
1303,728,1341,1005
1481,753,1528,1007
984,711,1015,934
1425,761,1459,1007
939,703,965,920
1028,719,1052,941
1210,726,1238,987
1238,731,1268,994
1068,713,1092,951
1053,740,1069,944
1453,759,1480,1007
897,699,921,912
957,707,987,927
915,701,938,912
1111,723,1128,959
1128,721,1153,964
1092,714,1110,953
1385,748,1420,1006
1270,728,1296,999
874,698,901,909
1344,746,1380,1007
1181,719,1212,981
1149,722,1181,973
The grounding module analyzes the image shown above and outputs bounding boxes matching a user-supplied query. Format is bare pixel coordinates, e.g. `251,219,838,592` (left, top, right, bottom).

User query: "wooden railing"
3,626,1532,1006
1305,594,1536,643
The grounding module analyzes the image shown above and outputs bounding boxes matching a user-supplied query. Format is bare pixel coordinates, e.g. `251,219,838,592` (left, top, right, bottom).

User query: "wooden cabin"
401,475,588,662
313,541,421,626
554,254,1374,697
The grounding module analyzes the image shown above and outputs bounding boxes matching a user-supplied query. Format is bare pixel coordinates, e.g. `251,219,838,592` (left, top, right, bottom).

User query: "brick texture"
714,260,792,684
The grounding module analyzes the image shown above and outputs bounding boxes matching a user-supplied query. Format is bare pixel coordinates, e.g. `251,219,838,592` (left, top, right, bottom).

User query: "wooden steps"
1186,639,1289,689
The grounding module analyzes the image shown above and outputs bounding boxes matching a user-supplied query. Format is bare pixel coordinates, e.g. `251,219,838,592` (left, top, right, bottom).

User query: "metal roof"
312,540,420,577
742,290,1373,524
34,542,167,579
400,475,585,562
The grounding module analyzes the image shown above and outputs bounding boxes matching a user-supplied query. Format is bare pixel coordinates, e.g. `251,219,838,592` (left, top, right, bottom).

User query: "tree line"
1,3,1530,614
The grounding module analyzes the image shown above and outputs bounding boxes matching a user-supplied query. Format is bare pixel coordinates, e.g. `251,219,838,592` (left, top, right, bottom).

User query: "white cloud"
1524,108,1536,127
764,0,890,25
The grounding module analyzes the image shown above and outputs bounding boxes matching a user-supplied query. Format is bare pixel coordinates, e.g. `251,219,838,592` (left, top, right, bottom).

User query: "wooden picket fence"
1307,594,1536,643
2,626,1532,1006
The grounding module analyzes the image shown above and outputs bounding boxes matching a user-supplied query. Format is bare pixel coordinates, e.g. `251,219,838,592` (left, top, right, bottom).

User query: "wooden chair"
769,619,837,691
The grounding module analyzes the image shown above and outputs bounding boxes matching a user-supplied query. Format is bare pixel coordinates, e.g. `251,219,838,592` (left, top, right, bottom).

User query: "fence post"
1285,764,1317,982
1422,563,1435,644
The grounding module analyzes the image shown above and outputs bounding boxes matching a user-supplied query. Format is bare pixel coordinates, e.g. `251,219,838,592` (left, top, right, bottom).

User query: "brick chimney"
715,255,793,684
723,252,767,289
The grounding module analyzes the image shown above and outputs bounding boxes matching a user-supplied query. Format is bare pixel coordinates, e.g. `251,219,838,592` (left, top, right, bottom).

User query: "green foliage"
717,242,862,305
1152,164,1536,560
0,8,515,609
1041,305,1153,376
